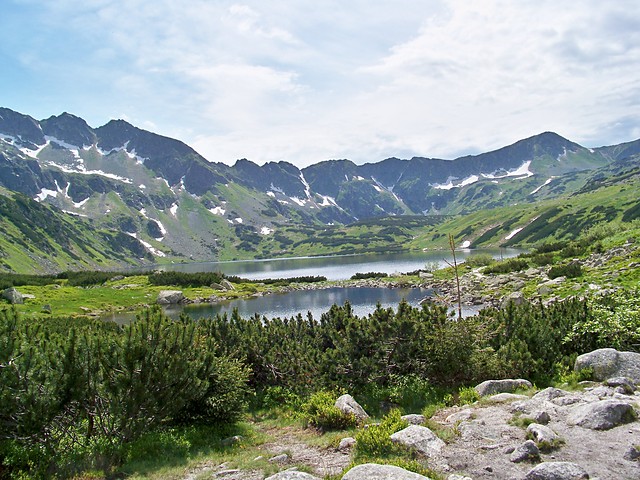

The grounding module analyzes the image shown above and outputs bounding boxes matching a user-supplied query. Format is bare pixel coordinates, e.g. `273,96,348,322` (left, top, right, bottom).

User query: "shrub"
354,409,408,459
301,391,357,431
463,254,494,268
548,262,583,279
350,272,389,280
482,258,529,274
457,386,480,405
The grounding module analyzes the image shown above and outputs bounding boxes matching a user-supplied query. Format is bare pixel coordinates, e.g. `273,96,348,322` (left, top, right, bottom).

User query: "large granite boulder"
390,425,445,458
566,399,637,430
475,378,532,396
334,394,369,422
156,290,185,304
524,461,589,479
574,348,640,384
342,463,432,480
2,287,24,304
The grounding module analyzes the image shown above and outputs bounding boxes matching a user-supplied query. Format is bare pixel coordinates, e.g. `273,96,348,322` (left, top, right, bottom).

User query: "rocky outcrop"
574,348,640,383
342,463,431,479
156,290,185,304
390,425,445,458
475,378,533,396
334,394,369,422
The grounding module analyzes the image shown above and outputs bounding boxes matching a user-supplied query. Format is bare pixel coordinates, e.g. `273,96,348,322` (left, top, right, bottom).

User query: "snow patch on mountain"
74,197,90,208
299,173,311,198
319,195,337,207
505,227,524,240
35,188,58,201
125,232,166,257
530,178,553,195
291,196,306,207
169,203,178,216
209,206,226,215
433,175,479,190
482,161,534,180
260,226,273,235
266,191,276,198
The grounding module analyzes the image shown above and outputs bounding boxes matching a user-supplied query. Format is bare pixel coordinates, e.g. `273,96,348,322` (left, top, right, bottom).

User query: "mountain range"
1,106,639,273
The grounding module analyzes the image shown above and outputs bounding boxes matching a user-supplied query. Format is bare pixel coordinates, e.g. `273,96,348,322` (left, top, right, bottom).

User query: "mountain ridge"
0,106,638,272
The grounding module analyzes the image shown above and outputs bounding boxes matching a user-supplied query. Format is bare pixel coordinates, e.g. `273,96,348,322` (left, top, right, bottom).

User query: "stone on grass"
338,437,356,451
574,348,640,383
510,439,540,463
2,287,24,304
156,290,184,304
484,392,528,403
402,414,426,425
390,425,445,458
335,394,369,422
221,435,242,446
445,409,474,424
524,461,589,479
530,410,551,424
342,463,432,480
475,378,532,397
265,472,321,480
566,399,637,430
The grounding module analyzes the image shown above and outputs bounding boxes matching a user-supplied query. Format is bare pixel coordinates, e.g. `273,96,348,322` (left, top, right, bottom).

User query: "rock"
335,394,369,422
265,472,321,480
2,287,24,304
566,399,637,430
524,461,589,479
623,445,640,461
338,437,356,451
447,475,472,480
402,414,426,425
604,377,636,394
156,290,184,304
210,282,225,290
530,410,551,424
342,463,432,479
268,453,290,464
220,279,235,291
445,409,474,423
475,378,532,396
510,439,540,463
390,425,445,458
501,291,525,308
110,275,125,282
221,435,242,446
526,423,560,448
419,272,434,280
574,348,640,383
484,392,529,403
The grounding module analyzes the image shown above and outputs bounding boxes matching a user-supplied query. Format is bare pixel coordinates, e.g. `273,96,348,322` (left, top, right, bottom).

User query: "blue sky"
2,1,639,167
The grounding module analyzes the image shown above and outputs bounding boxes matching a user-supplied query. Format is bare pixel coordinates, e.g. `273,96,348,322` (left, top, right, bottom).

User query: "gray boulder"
524,461,589,479
342,463,432,479
526,423,560,447
390,425,445,458
501,291,525,308
566,399,637,430
265,472,321,480
335,394,369,422
574,348,640,383
475,378,532,396
156,290,184,304
220,279,235,290
2,287,24,304
604,376,636,394
510,439,540,463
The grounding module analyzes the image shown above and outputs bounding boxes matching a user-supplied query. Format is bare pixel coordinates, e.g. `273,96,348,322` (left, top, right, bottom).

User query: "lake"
108,249,515,323
156,248,521,281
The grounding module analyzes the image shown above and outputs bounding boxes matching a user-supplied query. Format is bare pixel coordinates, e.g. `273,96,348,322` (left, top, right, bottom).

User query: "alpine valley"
1,106,639,274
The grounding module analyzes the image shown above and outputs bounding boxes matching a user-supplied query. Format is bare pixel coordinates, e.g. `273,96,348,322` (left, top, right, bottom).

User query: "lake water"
157,248,521,281
109,249,516,323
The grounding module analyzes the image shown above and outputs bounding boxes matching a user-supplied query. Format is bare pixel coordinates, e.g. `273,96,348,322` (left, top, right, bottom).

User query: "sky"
1,1,640,167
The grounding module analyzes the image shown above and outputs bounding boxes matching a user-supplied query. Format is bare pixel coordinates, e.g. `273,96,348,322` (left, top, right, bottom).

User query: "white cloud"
2,1,639,167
